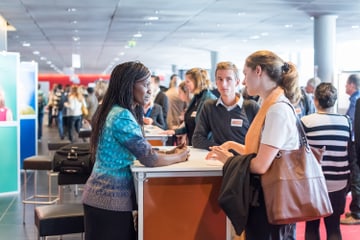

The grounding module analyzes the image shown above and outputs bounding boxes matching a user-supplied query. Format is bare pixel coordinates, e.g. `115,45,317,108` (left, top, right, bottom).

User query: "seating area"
1,125,88,240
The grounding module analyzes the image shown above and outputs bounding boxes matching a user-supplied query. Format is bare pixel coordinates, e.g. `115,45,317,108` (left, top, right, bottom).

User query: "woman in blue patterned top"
82,61,189,240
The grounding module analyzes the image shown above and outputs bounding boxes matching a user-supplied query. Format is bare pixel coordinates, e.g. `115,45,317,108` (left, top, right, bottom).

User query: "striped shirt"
301,113,350,192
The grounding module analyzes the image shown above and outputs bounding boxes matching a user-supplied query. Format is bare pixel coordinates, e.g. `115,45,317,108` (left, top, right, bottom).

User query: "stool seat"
79,128,91,138
35,203,84,238
23,155,52,170
48,140,71,151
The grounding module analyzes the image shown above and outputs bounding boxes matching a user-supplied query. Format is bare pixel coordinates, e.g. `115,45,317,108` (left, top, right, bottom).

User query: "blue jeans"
68,115,82,142
57,110,64,139
38,112,44,139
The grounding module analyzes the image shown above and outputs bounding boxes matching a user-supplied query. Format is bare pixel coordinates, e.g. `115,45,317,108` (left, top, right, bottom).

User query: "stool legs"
22,170,59,224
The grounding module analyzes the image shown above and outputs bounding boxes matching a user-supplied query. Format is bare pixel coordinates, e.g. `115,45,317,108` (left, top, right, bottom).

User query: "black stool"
23,140,71,223
23,155,59,223
34,203,84,240
34,172,90,239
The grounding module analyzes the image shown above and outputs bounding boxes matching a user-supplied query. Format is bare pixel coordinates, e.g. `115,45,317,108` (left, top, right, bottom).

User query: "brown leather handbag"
261,114,333,225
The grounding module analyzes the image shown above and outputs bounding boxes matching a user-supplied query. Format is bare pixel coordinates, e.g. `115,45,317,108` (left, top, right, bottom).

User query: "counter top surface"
131,147,224,173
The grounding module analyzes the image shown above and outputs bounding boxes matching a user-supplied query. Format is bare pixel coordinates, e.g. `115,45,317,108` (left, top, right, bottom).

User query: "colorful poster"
0,52,19,194
0,52,19,122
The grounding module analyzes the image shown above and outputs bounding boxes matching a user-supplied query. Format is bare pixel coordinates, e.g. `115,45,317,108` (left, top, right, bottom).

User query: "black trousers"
83,204,136,240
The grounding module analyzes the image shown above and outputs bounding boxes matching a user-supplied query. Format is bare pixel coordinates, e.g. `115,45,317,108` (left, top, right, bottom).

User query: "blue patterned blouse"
82,105,157,211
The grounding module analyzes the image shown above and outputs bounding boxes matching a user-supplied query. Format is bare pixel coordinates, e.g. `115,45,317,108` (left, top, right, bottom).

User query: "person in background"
54,84,66,140
47,84,58,127
173,81,192,145
165,74,187,130
294,85,316,118
0,86,13,121
305,77,321,96
164,68,217,145
82,61,189,240
85,86,98,123
207,50,301,239
301,82,350,239
151,75,169,129
192,61,259,150
94,80,109,104
37,84,47,140
65,85,86,142
341,73,360,225
355,98,360,170
143,97,166,129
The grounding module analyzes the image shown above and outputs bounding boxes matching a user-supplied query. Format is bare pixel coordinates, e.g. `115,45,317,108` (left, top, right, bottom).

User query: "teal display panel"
0,52,20,194
0,126,18,193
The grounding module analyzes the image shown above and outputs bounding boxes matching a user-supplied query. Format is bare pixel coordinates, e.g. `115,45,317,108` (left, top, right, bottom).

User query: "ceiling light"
22,42,31,47
72,36,80,41
146,16,159,21
352,25,359,29
67,8,77,12
32,51,40,55
284,24,293,28
261,32,269,36
133,32,142,38
71,20,78,24
249,35,260,39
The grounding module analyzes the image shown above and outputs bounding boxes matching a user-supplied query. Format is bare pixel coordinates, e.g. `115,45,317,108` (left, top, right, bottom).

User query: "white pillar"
314,15,337,83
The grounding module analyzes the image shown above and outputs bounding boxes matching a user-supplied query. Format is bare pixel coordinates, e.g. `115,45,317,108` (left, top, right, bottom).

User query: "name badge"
294,107,302,115
231,119,243,127
191,111,197,118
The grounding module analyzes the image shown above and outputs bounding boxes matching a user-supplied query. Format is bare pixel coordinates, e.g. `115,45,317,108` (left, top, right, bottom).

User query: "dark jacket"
218,153,257,235
154,91,169,129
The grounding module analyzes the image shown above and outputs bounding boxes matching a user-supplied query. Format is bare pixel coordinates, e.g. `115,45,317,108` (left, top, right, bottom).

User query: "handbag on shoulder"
261,105,333,225
53,142,93,174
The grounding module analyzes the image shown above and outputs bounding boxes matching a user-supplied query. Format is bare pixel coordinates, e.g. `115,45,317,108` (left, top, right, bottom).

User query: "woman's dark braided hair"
90,61,151,163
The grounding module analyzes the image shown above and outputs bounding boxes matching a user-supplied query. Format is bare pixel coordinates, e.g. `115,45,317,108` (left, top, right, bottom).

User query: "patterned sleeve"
112,110,159,167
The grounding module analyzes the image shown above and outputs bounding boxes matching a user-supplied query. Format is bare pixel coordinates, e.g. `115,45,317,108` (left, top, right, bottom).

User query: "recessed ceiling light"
32,51,40,55
146,16,159,21
22,42,31,47
67,8,77,12
352,25,359,29
133,32,142,38
249,35,260,39
72,36,80,41
284,24,293,28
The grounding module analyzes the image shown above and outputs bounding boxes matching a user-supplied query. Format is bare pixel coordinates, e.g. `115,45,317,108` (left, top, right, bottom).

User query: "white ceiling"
1,0,360,75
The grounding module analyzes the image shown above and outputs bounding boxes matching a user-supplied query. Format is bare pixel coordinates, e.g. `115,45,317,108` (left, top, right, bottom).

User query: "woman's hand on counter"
207,146,234,164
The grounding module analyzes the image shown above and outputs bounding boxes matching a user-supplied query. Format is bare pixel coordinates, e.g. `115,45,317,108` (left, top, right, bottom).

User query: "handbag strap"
280,101,309,148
